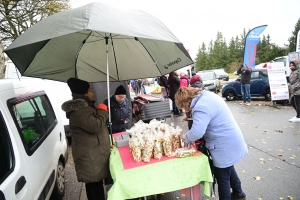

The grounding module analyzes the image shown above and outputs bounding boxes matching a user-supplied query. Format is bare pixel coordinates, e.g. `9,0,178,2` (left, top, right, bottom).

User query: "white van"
4,61,72,144
271,56,291,79
0,78,68,200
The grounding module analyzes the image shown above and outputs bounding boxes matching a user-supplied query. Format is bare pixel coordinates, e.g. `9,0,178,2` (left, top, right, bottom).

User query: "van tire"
264,89,271,101
51,160,65,200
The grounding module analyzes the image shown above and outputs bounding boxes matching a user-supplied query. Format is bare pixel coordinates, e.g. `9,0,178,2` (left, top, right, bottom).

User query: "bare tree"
0,0,70,44
0,41,5,78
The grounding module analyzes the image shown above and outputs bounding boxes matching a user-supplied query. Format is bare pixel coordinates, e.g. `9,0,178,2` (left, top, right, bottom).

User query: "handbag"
195,138,216,196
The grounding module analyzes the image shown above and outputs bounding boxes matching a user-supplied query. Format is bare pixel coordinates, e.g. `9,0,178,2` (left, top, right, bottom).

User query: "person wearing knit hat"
190,75,204,89
103,84,131,133
67,77,90,95
62,77,111,200
185,74,206,128
115,85,127,95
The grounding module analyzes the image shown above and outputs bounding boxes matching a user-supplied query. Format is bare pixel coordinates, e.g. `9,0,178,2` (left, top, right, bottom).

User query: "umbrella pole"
106,36,114,148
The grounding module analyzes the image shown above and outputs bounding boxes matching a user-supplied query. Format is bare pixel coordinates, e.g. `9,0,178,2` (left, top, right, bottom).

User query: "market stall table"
107,133,213,200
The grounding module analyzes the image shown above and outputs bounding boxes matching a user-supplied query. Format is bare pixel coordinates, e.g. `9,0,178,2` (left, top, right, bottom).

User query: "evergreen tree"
228,37,237,63
211,32,228,71
195,43,208,71
287,17,300,52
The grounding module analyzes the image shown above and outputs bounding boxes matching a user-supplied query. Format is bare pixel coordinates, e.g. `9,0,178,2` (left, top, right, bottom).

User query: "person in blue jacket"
103,85,131,134
175,87,248,200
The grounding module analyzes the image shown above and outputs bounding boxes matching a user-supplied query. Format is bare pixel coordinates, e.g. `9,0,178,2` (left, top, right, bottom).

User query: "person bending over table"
175,87,248,200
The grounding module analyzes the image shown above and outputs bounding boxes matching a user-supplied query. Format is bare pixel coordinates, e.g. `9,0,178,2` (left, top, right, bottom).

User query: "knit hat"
190,75,202,85
67,78,90,95
115,85,127,95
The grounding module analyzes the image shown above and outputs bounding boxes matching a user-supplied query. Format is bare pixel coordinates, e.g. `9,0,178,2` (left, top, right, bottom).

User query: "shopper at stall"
103,85,131,133
289,59,300,122
62,78,110,200
179,71,189,87
168,71,181,116
159,75,169,96
185,75,204,126
175,87,248,200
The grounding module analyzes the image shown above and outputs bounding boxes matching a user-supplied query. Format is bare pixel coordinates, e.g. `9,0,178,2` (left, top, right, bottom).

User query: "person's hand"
182,132,187,143
124,119,128,124
97,103,108,112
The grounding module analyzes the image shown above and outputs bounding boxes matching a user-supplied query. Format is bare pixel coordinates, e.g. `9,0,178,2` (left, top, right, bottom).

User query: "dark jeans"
85,180,105,200
241,83,251,102
214,165,243,200
290,95,300,118
172,100,179,115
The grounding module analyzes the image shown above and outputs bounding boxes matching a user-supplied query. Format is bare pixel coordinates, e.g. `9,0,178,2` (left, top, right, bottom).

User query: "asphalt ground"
63,96,300,200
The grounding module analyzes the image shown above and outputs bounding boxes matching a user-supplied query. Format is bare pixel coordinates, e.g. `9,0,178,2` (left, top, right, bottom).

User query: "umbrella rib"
75,31,93,78
109,34,120,81
134,37,162,74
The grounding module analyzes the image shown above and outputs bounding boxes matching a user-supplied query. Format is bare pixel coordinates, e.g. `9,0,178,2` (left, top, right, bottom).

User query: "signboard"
288,52,299,62
267,62,289,101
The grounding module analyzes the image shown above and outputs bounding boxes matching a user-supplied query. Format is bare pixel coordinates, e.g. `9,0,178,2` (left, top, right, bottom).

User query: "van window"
260,70,268,77
9,92,57,155
0,112,14,184
251,71,260,79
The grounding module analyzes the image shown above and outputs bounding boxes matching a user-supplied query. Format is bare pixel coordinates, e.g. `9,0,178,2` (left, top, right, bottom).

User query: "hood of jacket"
61,94,90,119
289,58,300,96
291,59,300,71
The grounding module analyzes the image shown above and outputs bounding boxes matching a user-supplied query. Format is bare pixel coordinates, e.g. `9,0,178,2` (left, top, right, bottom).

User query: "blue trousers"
172,100,179,115
214,165,243,200
241,84,251,102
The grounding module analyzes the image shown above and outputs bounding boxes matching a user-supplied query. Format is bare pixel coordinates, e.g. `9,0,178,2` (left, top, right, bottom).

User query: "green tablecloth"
107,147,213,200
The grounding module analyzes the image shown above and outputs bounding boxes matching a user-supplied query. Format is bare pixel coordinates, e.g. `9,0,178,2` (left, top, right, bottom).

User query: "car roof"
197,70,215,74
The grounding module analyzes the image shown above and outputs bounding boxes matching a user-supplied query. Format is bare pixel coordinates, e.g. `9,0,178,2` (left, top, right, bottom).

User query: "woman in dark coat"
62,78,111,200
167,71,181,116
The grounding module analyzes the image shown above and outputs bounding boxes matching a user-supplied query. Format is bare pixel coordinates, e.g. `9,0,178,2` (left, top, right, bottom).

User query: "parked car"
196,71,220,93
212,69,229,81
222,69,271,101
0,78,68,200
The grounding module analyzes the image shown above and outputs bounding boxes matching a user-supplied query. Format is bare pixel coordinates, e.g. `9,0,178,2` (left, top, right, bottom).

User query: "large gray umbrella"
4,2,193,82
4,2,193,145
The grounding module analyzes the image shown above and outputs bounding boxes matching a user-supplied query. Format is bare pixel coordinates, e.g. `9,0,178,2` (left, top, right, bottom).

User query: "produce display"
126,119,197,162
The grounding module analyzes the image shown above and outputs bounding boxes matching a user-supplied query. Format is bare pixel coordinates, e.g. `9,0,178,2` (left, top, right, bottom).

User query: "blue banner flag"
243,25,267,69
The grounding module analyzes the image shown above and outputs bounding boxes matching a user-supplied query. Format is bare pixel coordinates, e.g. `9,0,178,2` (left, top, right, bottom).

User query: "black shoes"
231,192,246,200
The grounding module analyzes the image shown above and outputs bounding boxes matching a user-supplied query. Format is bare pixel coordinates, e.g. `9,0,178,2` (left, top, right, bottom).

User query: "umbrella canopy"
4,2,193,82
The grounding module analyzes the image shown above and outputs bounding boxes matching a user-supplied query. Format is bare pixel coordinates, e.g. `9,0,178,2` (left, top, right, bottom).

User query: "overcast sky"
70,0,300,61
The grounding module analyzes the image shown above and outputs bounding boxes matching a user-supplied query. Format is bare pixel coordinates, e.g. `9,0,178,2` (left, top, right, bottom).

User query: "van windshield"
273,57,286,66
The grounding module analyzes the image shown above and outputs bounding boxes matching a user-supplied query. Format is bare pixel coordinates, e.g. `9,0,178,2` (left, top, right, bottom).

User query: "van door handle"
0,190,6,200
15,176,26,194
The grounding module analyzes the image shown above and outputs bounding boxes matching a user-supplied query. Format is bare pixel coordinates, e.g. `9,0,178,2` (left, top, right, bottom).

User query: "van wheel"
224,90,235,101
51,161,65,200
264,89,271,101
